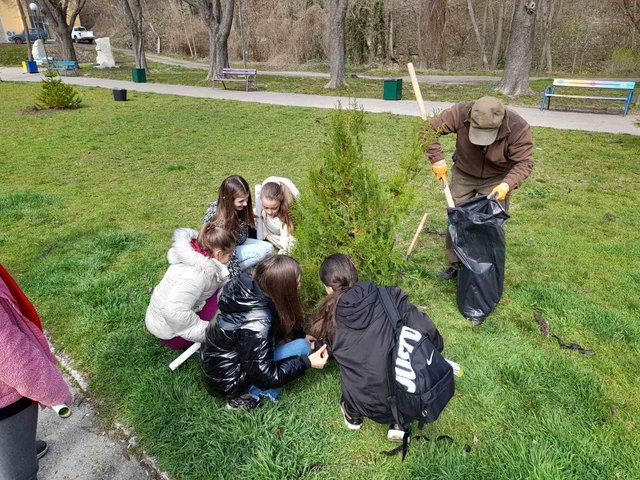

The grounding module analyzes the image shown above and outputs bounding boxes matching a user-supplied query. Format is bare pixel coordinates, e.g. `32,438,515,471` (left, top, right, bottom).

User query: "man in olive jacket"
425,96,534,279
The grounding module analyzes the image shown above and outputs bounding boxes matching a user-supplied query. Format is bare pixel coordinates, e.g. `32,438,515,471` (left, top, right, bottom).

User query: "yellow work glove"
490,182,510,201
432,160,448,181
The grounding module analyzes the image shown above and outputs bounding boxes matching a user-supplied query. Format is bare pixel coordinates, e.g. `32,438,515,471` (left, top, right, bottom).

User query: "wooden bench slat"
214,68,258,91
553,79,635,89
545,94,628,101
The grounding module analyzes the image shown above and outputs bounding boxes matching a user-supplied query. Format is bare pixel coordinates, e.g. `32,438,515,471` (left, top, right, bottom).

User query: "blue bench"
52,60,79,76
540,78,636,116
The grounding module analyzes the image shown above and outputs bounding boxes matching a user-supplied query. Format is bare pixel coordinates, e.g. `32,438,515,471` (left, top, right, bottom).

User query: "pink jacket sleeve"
0,299,71,408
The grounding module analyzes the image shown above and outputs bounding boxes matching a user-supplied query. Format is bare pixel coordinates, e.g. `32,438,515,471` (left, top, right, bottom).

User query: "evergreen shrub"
293,102,439,311
36,71,82,110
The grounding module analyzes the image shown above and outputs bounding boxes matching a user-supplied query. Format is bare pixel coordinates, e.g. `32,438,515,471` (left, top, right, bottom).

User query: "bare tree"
489,0,506,69
325,0,349,89
16,0,33,61
37,0,86,62
467,0,488,68
537,0,558,73
142,0,162,54
184,0,235,80
121,0,148,71
620,0,640,33
497,0,537,96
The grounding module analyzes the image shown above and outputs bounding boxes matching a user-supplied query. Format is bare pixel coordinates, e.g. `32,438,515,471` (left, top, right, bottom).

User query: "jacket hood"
218,273,272,316
167,228,229,279
335,281,380,330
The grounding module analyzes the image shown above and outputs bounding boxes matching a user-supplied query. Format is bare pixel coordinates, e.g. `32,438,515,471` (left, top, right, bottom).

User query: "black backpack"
378,287,455,458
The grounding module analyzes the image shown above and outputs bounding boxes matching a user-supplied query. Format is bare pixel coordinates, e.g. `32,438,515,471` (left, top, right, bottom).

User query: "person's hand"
432,160,448,181
305,334,317,350
308,344,328,369
489,182,510,201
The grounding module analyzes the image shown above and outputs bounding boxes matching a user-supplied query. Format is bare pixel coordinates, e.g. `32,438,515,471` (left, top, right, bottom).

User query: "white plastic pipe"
254,184,264,240
169,342,201,371
445,358,464,377
53,404,71,418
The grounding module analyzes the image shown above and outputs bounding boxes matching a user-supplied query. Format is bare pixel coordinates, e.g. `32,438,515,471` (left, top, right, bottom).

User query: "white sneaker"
387,424,405,442
340,401,362,430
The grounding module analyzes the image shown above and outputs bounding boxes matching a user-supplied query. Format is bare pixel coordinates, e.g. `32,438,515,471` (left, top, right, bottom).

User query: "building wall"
0,2,82,43
0,1,25,42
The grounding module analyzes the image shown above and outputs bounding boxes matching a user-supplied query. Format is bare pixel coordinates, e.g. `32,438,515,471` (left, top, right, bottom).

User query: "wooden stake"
405,212,428,259
406,62,455,209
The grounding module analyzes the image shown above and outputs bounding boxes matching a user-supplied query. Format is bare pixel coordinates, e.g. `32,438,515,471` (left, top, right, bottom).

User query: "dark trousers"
446,166,510,265
0,403,38,480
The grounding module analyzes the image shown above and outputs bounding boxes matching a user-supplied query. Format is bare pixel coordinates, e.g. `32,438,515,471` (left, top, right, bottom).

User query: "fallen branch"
534,312,595,356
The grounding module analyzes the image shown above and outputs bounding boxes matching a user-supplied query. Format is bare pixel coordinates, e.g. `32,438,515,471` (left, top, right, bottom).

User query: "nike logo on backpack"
426,350,434,366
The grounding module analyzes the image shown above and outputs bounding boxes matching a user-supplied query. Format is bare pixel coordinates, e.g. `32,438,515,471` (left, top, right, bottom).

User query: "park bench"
213,68,257,92
51,60,79,76
540,78,636,116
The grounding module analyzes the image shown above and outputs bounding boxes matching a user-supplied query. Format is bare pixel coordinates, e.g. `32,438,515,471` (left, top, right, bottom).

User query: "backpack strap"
378,286,402,329
378,287,412,460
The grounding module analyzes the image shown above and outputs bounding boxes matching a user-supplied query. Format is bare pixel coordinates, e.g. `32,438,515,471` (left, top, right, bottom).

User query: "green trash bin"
383,78,402,100
131,68,147,83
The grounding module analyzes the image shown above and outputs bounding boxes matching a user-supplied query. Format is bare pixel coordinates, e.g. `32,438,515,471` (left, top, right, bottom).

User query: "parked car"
8,28,47,44
71,26,94,44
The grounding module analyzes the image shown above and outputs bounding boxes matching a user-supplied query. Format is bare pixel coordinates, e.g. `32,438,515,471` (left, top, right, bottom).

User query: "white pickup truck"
71,26,94,44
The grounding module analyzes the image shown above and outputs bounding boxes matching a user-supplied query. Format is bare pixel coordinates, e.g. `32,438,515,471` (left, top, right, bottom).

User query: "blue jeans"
248,338,312,402
235,238,274,271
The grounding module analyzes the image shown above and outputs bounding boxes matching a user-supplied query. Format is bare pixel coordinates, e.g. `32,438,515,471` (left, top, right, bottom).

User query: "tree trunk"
537,0,555,73
122,0,148,71
56,24,78,63
37,0,85,62
387,11,394,60
497,0,537,97
184,0,234,82
214,0,234,77
206,22,217,80
325,0,349,89
16,0,33,61
490,0,505,69
467,0,488,68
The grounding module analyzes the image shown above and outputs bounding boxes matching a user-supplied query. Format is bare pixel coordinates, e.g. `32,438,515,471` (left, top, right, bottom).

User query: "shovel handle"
441,179,455,209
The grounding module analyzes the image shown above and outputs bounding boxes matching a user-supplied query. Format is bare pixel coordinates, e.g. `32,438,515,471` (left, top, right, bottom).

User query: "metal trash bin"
383,78,402,100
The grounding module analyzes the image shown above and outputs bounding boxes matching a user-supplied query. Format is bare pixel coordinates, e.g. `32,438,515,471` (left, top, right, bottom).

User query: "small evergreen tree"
36,71,82,110
293,103,438,310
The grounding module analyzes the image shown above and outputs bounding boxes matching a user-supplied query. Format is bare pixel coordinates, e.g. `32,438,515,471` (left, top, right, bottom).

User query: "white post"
254,184,264,240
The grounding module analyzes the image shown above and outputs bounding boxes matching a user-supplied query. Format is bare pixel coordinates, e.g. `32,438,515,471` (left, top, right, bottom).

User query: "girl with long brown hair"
200,255,328,410
312,254,444,442
203,175,273,277
258,177,300,254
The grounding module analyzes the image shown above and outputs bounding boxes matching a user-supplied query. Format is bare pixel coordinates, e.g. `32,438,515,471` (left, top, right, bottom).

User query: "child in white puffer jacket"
145,224,235,349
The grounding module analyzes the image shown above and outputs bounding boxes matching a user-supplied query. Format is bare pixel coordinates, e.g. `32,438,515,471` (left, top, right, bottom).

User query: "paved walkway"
36,342,162,480
1,67,638,135
113,48,525,84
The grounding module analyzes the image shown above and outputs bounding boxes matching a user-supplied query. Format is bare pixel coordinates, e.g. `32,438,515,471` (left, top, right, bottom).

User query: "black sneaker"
36,440,49,460
340,400,362,430
226,394,260,411
387,424,406,442
438,266,458,280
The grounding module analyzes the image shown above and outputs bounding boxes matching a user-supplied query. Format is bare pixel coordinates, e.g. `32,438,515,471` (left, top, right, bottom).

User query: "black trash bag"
448,196,509,324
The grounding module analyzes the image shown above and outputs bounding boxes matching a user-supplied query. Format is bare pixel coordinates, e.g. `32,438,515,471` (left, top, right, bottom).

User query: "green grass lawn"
2,81,639,479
